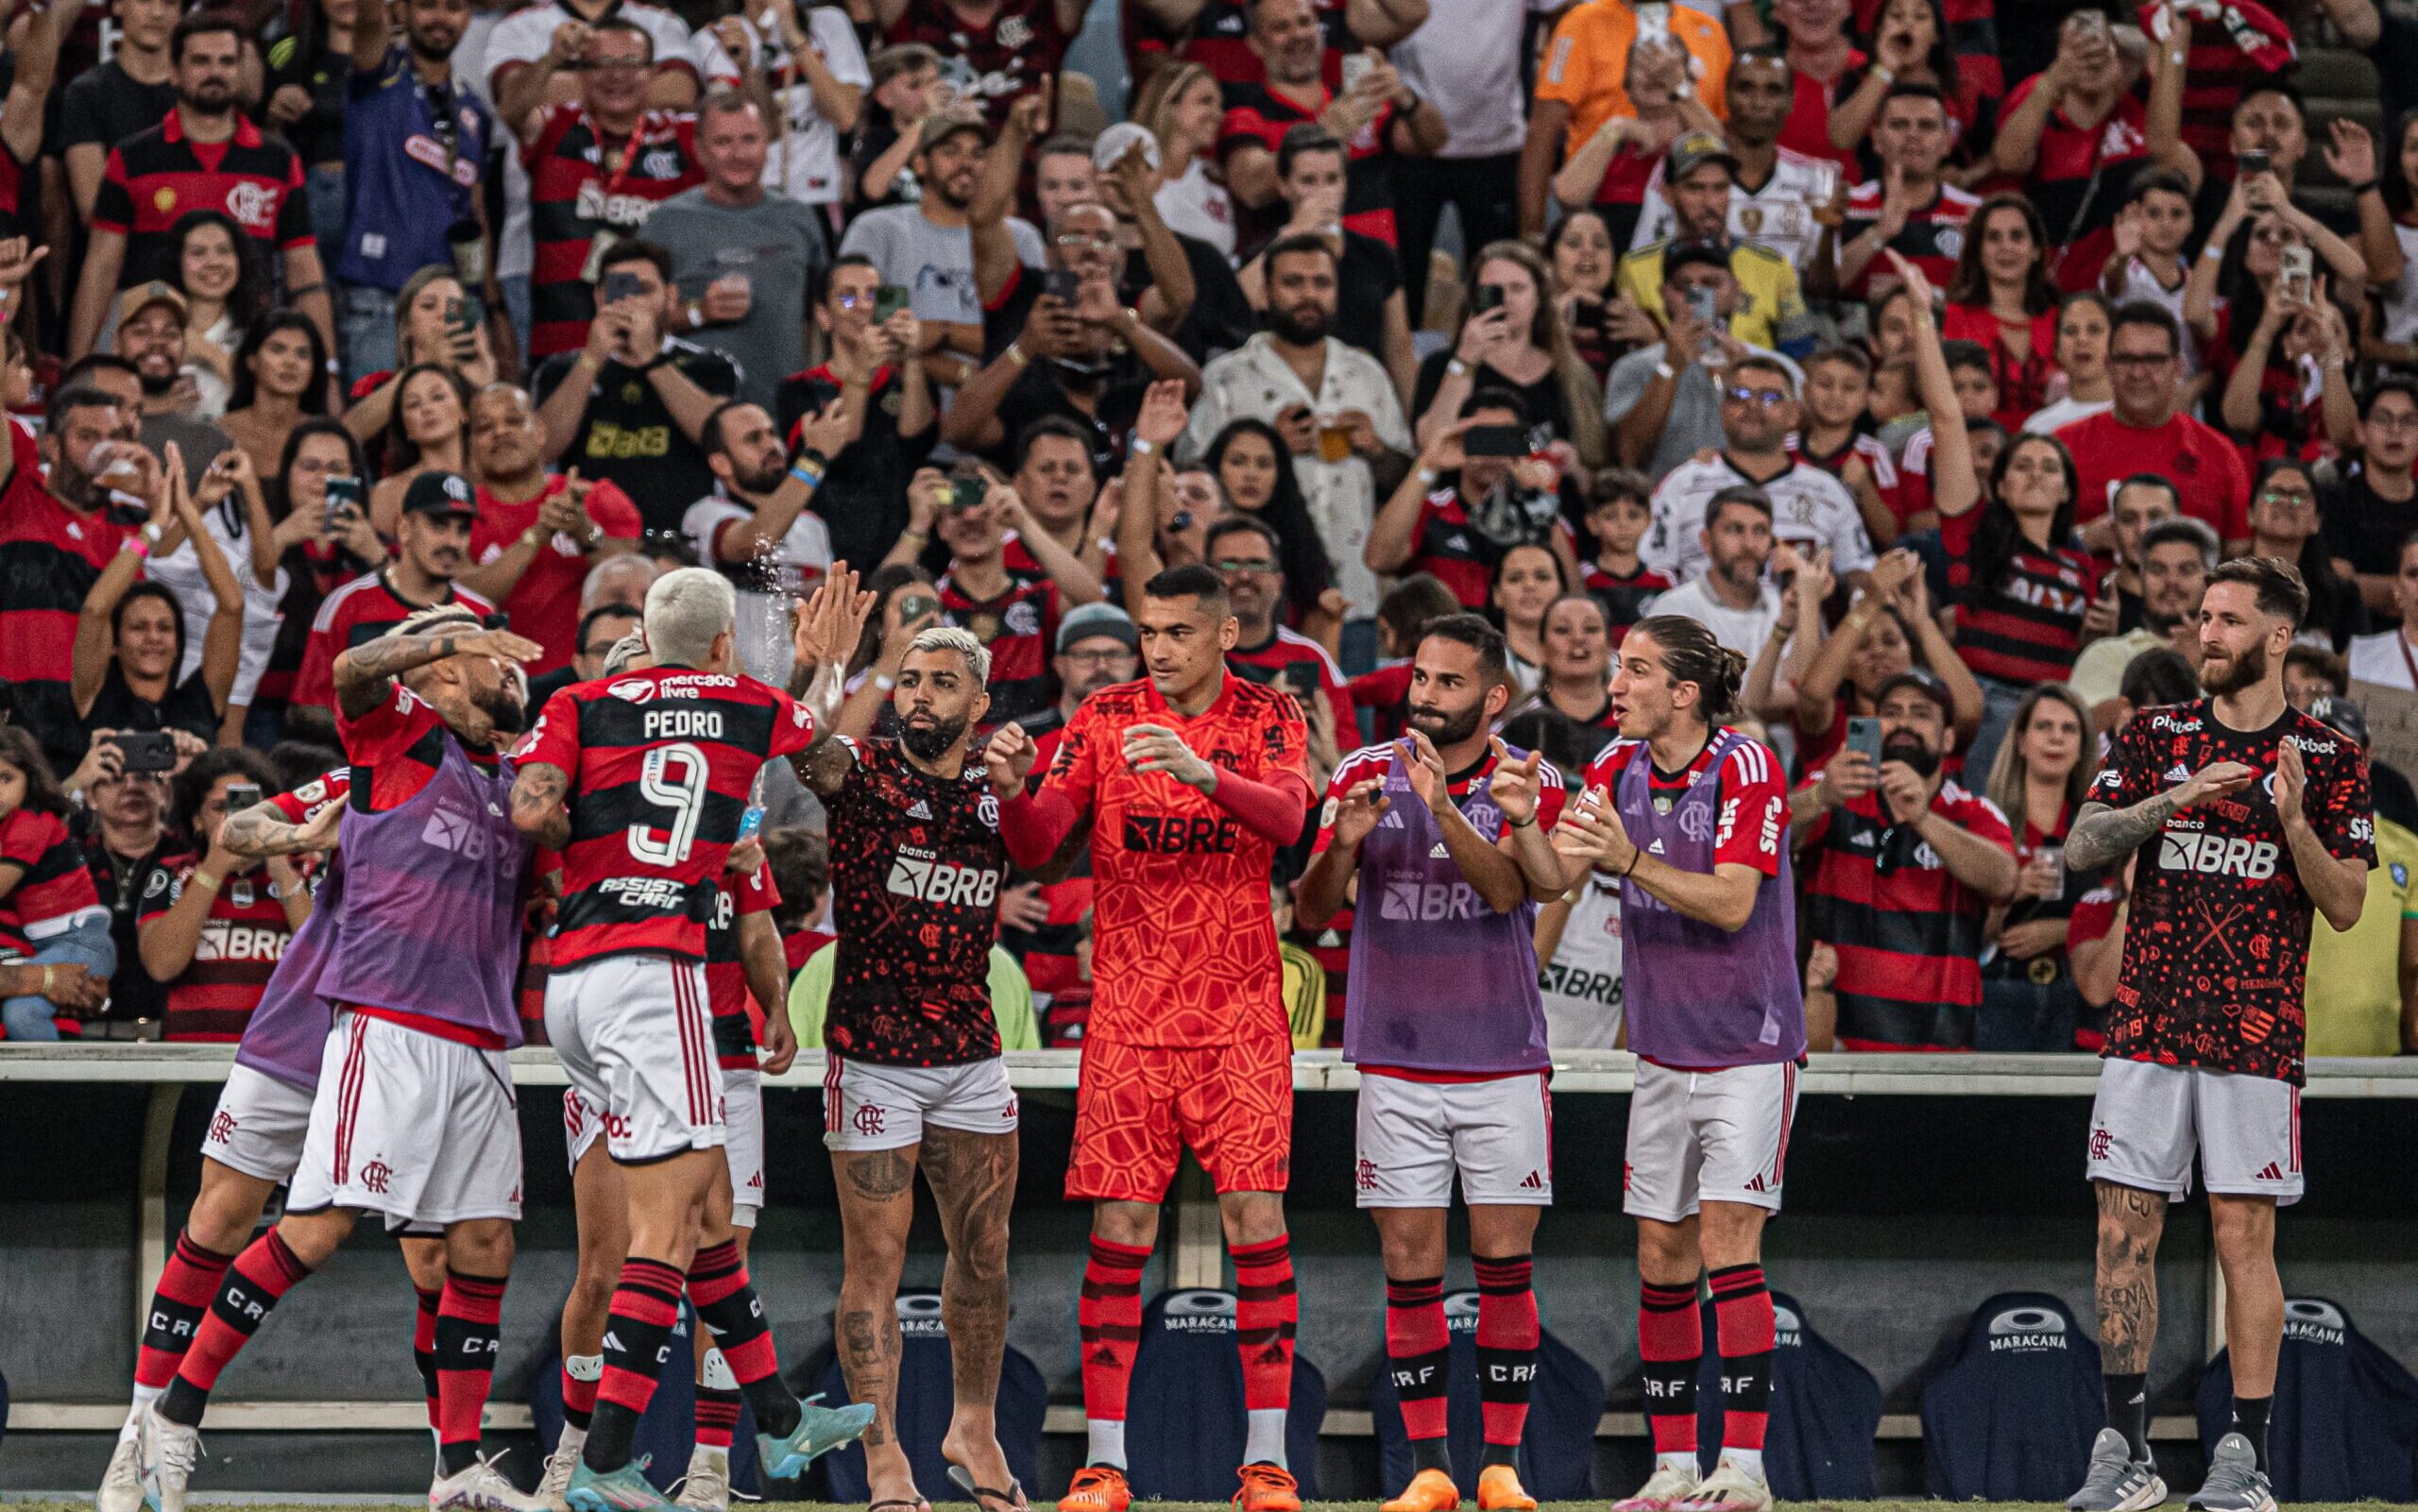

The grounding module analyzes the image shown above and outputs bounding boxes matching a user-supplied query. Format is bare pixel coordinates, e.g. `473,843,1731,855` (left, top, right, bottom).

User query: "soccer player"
1549,614,1800,1512
990,564,1315,1512
794,625,1026,1512
1293,615,1570,1512
2061,556,2372,1512
137,606,552,1512
512,567,878,1511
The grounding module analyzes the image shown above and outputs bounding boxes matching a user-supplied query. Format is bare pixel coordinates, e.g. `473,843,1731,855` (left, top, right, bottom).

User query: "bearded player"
138,607,551,1512
512,568,877,1511
1551,615,1799,1512
2061,558,2370,1512
991,564,1314,1512
1294,615,1569,1512
790,625,1028,1512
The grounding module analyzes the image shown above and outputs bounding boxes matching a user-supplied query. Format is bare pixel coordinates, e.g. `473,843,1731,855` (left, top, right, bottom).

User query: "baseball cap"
117,280,187,330
1662,238,1733,283
1092,121,1161,173
1057,602,1138,654
2308,694,2370,751
1666,129,1740,183
401,470,478,520
1874,667,1952,716
917,110,994,154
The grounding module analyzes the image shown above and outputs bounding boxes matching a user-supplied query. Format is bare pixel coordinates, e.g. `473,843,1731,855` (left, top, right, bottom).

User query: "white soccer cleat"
1675,1456,1774,1511
672,1446,731,1512
97,1434,145,1512
138,1405,200,1512
536,1438,585,1512
432,1453,553,1512
1613,1457,1703,1511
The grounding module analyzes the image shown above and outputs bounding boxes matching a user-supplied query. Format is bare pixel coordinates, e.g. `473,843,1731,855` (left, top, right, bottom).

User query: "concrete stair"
2291,26,2382,223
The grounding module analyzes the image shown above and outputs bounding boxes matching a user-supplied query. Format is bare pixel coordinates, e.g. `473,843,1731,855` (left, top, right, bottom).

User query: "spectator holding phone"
338,268,501,449
1369,393,1581,611
934,466,1103,724
145,445,292,748
460,383,644,673
775,256,935,569
244,420,377,744
72,443,246,756
0,725,117,1041
136,748,316,1043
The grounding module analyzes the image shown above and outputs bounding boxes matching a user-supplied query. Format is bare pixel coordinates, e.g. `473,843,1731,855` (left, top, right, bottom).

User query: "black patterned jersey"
2089,699,2373,1084
823,737,1009,1066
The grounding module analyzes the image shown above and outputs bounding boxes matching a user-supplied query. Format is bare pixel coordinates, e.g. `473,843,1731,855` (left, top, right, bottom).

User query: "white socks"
1244,1408,1287,1468
1719,1448,1765,1481
1085,1418,1126,1470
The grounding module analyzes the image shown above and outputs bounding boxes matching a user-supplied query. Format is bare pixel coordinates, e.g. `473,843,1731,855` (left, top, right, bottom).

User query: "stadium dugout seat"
805,1290,1049,1503
530,1304,762,1495
2194,1298,2418,1501
1919,1291,2102,1500
1125,1288,1326,1500
1692,1290,1881,1497
1369,1287,1602,1500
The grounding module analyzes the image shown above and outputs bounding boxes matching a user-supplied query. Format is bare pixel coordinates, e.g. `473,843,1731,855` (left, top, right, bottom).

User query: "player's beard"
900,713,968,762
1407,700,1484,748
2200,637,2268,696
472,679,527,736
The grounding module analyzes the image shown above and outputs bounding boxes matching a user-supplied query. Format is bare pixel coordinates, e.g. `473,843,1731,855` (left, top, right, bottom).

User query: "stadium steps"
2290,34,2380,225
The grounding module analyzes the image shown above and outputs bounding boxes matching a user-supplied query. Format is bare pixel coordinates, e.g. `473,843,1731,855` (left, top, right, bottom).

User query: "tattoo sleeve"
218,803,307,859
509,761,572,849
786,657,851,780
332,631,460,721
2065,793,2182,874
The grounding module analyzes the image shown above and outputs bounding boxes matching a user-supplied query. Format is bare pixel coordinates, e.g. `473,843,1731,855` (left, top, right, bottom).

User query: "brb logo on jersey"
2158,832,2279,879
1122,813,1241,854
885,845,1002,907
1379,878,1483,922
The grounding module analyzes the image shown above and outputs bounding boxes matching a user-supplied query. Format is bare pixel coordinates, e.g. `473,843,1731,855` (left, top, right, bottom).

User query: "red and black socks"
435,1273,508,1476
586,1257,685,1471
1385,1275,1450,1475
136,1232,238,1396
687,1239,799,1438
1473,1254,1539,1468
162,1230,313,1427
1077,1236,1149,1468
1709,1263,1774,1471
561,1352,602,1433
1231,1235,1297,1468
694,1346,741,1453
414,1285,443,1433
1639,1278,1702,1466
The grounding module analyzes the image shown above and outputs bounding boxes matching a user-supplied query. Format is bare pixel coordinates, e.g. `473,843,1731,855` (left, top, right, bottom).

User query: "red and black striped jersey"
0,422,133,763
136,855,315,1042
0,807,104,936
294,570,494,710
91,110,314,288
940,535,1061,726
266,765,351,822
705,863,779,1068
1941,504,2098,687
518,666,818,968
881,0,1071,127
340,681,502,813
1218,80,1398,246
523,106,703,358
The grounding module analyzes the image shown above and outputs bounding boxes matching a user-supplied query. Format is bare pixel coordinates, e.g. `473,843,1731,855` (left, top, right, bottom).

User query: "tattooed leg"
2092,1180,2166,1374
833,1144,922,1503
923,1126,1020,1501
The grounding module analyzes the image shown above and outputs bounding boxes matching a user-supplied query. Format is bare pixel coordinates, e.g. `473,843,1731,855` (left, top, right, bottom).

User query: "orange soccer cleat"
1056,1466,1131,1512
1475,1465,1539,1511
1380,1466,1463,1512
1233,1462,1303,1512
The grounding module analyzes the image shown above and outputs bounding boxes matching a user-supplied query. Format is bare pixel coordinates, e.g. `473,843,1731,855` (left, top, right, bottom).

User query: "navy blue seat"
1368,1287,1602,1500
1919,1291,2102,1500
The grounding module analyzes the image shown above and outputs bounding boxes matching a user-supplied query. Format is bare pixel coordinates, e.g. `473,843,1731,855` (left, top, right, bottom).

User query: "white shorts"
545,954,725,1164
1354,1070,1554,1208
1623,1060,1799,1223
2086,1058,2304,1205
724,1067,764,1227
288,1011,523,1227
200,1063,315,1183
822,1054,1019,1151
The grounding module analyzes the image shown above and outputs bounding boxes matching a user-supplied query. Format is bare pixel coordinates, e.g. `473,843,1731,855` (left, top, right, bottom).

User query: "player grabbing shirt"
995,564,1313,1512
1293,615,1569,1512
2059,558,2372,1512
1550,614,1799,1512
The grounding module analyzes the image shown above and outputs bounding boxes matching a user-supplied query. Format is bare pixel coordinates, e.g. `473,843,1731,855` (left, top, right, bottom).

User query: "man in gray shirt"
838,113,1044,370
1605,243,1799,482
647,91,828,409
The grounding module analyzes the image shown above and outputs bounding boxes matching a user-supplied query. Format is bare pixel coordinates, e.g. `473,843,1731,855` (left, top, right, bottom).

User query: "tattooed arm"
332,625,546,722
219,795,343,860
2065,760,2256,873
510,761,573,849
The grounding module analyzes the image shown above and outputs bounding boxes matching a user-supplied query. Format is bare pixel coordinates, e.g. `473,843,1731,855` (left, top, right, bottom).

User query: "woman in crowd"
138,748,315,1044
1547,208,1656,385
1204,417,1341,645
0,724,115,1041
2209,238,2359,468
218,312,333,484
1979,683,2097,1052
143,447,297,746
2020,291,2113,433
169,211,270,416
71,452,245,753
1941,194,2061,432
1793,547,1982,773
1139,59,1234,259
1829,0,1987,170
341,266,502,446
368,365,474,535
1413,241,1607,472
2367,110,2418,367
1494,591,1620,779
2244,457,2365,651
1490,543,1563,696
246,419,379,744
